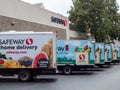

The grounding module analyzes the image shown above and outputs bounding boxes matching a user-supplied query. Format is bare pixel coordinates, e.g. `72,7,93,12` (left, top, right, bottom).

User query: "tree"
69,0,120,43
106,0,120,41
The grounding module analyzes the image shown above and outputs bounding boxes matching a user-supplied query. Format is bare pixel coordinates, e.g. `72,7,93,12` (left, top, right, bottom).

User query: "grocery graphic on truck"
105,45,112,62
112,46,120,60
95,43,105,64
57,40,94,65
0,33,56,69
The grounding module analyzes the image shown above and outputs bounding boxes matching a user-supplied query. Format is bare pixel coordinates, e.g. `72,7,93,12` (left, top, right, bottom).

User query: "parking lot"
0,64,120,90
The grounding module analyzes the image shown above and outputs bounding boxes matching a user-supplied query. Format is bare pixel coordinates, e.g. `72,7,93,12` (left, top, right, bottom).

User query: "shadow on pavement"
0,78,19,82
58,71,96,76
35,78,57,83
0,77,57,83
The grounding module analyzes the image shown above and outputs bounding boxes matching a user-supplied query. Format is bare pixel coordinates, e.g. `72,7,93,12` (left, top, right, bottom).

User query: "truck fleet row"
57,40,120,74
0,31,119,81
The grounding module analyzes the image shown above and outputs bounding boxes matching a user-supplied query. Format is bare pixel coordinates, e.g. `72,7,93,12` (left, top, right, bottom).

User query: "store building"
0,0,85,40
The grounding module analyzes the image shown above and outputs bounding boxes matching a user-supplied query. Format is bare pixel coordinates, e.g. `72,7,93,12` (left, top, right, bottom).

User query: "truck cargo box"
105,44,112,64
0,31,56,81
112,45,120,64
95,43,105,65
57,40,95,74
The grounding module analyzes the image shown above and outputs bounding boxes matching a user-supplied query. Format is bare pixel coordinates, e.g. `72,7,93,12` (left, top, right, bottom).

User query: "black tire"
63,66,71,75
99,65,103,68
18,70,32,82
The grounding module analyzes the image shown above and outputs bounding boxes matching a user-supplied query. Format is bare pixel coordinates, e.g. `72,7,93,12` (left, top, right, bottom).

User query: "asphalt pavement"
0,64,120,90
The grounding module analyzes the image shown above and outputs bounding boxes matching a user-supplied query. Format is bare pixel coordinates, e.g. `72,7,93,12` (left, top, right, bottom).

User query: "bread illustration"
83,45,88,50
41,38,53,69
81,45,91,53
48,38,53,68
41,44,50,56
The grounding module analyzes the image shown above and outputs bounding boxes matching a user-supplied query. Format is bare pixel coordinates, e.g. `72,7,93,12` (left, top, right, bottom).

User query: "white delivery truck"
112,45,120,64
57,40,95,75
104,44,112,65
95,43,105,67
0,31,56,81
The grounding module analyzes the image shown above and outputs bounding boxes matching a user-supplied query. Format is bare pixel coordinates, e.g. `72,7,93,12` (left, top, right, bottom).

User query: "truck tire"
18,70,32,82
63,66,71,75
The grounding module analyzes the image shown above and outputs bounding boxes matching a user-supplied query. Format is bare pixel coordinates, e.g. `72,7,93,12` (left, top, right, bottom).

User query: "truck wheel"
18,70,31,82
63,66,71,75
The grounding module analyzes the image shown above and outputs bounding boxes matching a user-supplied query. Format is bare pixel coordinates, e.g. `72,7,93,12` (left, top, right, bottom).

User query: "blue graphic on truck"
57,40,94,65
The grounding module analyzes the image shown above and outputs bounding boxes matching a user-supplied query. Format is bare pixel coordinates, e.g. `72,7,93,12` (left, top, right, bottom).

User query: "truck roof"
0,31,55,35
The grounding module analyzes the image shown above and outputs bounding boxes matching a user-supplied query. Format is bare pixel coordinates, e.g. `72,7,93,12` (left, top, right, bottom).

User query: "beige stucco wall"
68,30,86,40
0,0,69,30
0,16,66,40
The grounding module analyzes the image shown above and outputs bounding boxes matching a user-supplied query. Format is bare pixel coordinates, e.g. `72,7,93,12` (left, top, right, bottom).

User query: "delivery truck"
112,45,120,64
0,31,56,81
57,40,95,75
95,43,105,67
104,44,112,65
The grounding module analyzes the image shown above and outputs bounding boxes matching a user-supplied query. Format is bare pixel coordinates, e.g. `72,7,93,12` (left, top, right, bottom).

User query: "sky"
21,0,120,17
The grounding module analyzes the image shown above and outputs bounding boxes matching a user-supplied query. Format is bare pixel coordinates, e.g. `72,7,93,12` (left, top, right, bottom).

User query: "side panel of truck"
57,40,94,65
112,46,117,61
112,46,119,61
118,47,120,60
116,46,120,60
0,33,56,70
105,45,112,62
95,43,105,64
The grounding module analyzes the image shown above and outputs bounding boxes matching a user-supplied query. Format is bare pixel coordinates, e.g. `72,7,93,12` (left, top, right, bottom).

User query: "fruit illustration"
32,52,49,68
3,60,21,68
0,59,6,68
0,60,5,64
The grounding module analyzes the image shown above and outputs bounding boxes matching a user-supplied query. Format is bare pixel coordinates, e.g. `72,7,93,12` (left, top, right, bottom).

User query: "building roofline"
19,0,68,18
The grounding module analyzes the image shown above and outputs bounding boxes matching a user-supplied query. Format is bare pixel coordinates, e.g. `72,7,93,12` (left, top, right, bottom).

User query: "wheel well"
63,65,72,70
63,65,72,75
18,69,37,76
57,65,71,71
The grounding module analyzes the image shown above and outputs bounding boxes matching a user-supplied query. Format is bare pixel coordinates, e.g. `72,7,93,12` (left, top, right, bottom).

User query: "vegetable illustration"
75,45,91,53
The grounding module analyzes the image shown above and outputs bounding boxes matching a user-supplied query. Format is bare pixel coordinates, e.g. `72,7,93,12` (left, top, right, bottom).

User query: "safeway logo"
64,20,67,26
79,54,85,60
51,16,67,26
26,38,33,45
57,45,69,52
